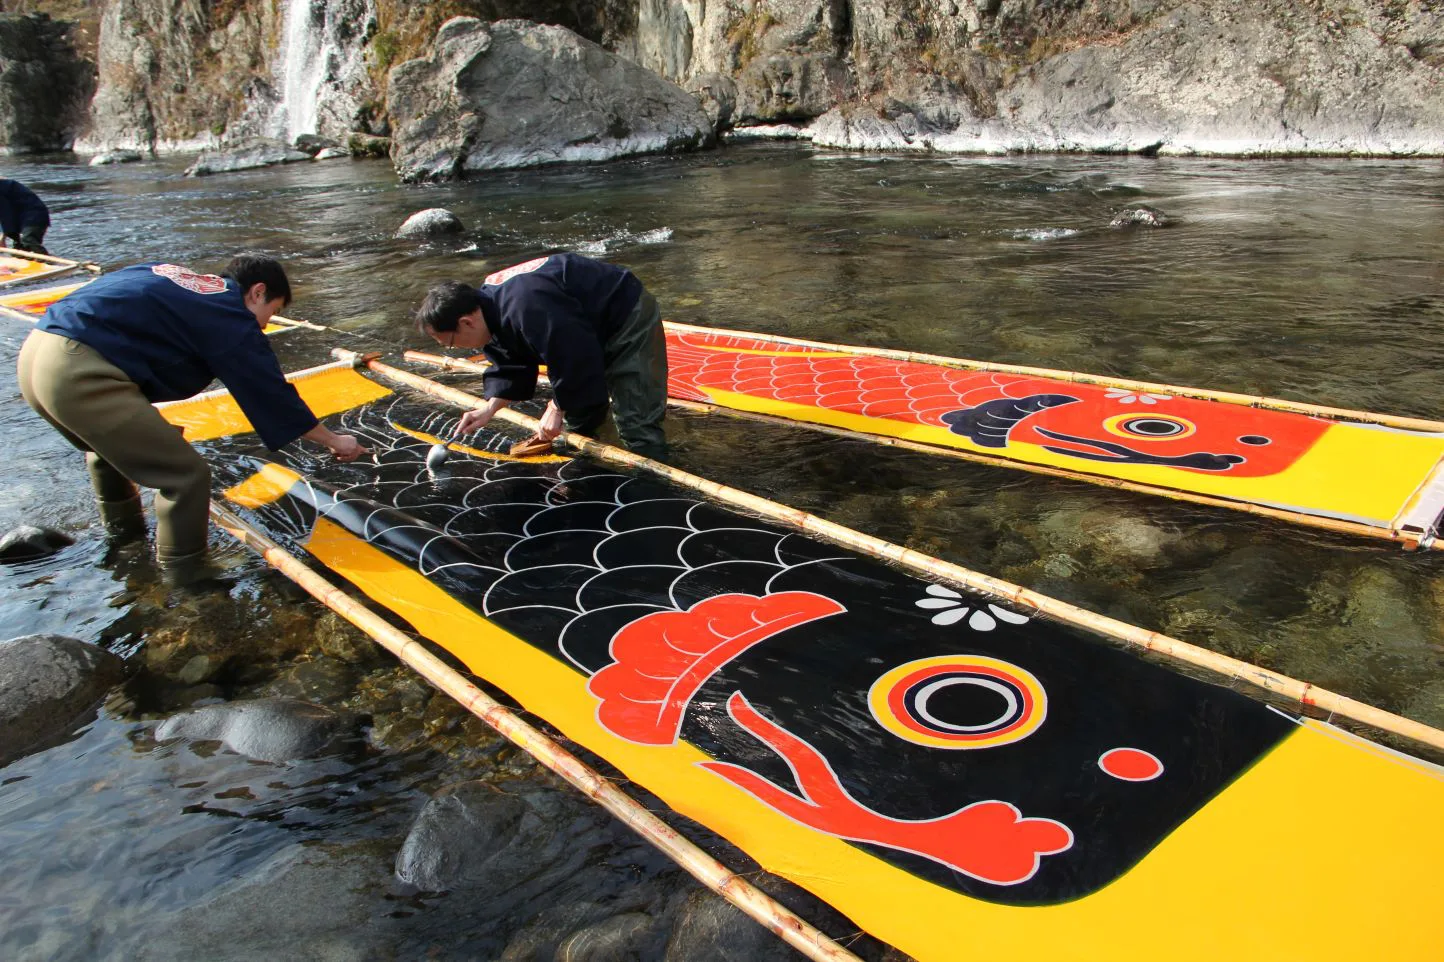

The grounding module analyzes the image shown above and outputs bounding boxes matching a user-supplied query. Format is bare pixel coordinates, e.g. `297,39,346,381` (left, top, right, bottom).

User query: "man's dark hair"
415,280,482,334
223,254,292,306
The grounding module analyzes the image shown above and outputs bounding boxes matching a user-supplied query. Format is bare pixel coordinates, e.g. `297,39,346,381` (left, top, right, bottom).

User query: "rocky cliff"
0,13,95,153
51,0,1444,161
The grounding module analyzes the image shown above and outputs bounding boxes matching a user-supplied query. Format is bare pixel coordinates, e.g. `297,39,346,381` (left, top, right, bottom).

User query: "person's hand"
328,435,368,462
456,406,495,435
535,402,564,442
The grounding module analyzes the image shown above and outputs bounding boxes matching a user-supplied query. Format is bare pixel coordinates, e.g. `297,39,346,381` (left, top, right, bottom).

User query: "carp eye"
868,655,1047,750
1238,435,1271,445
1102,413,1197,441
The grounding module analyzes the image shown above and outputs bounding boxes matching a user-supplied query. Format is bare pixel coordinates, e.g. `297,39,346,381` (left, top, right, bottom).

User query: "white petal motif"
1139,395,1157,404
916,598,961,610
967,608,998,631
988,605,1031,625
1119,395,1136,403
932,607,970,626
926,584,962,599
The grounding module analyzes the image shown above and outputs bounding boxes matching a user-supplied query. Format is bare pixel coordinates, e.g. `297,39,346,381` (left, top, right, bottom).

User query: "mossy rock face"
346,132,391,158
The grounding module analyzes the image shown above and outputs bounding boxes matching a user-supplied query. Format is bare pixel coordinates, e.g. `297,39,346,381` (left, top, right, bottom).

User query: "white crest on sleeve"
483,256,549,286
151,264,228,295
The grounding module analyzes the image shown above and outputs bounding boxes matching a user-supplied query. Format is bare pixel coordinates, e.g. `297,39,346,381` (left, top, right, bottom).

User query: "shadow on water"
1,144,1442,959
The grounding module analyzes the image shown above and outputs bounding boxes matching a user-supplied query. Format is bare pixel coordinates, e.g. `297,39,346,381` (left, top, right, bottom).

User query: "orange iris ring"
869,655,1047,750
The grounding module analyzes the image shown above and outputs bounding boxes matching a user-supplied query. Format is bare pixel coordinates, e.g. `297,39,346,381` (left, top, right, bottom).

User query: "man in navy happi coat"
414,252,667,459
17,255,367,580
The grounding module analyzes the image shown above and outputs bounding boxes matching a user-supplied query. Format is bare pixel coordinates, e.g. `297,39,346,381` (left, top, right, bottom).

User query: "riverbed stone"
313,146,349,160
387,18,713,182
88,149,144,166
499,901,621,962
0,524,73,563
184,139,311,176
663,888,799,961
0,634,125,766
394,779,611,895
154,697,358,763
396,207,464,239
1342,566,1430,652
556,911,662,962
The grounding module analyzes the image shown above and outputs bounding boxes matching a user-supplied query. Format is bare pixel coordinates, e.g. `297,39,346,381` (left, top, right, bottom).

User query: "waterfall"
272,0,327,141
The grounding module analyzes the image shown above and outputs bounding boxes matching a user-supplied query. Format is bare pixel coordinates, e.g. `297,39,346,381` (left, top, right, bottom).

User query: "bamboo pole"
405,350,1439,552
0,245,101,272
270,313,329,332
343,347,1444,756
209,499,864,962
664,320,1444,435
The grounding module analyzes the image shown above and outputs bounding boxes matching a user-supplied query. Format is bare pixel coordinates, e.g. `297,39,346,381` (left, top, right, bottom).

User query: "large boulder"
0,634,125,766
0,13,95,153
387,18,713,182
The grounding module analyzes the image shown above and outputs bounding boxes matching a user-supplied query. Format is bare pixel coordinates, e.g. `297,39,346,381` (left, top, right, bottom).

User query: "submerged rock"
395,779,611,894
0,524,73,563
663,889,800,961
88,149,144,166
313,146,349,161
396,208,464,239
1109,205,1171,228
184,140,311,177
556,912,660,962
154,697,358,762
387,18,712,181
0,634,125,766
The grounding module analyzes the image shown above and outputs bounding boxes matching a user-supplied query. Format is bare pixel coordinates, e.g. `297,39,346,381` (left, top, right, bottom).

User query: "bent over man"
415,252,668,459
17,255,366,581
0,178,51,254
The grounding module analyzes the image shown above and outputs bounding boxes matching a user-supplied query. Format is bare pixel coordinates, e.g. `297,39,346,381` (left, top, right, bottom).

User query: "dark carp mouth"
1032,428,1246,471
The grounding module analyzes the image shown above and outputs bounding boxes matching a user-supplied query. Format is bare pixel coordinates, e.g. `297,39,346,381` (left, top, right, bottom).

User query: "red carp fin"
589,592,845,745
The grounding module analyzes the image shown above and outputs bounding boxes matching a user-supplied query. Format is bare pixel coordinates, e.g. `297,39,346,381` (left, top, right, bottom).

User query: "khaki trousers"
17,328,210,565
563,291,668,458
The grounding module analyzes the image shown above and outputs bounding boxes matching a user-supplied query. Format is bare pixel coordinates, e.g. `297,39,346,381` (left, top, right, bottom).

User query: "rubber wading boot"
159,550,235,598
97,495,147,543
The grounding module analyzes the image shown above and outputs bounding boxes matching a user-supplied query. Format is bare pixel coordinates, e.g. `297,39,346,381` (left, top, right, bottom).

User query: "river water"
1,144,1441,959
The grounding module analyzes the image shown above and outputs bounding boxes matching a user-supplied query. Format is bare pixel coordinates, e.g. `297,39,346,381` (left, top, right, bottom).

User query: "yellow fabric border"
158,363,391,441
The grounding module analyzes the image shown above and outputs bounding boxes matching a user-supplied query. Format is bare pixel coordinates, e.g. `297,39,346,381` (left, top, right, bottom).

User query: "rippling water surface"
1,145,1441,959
